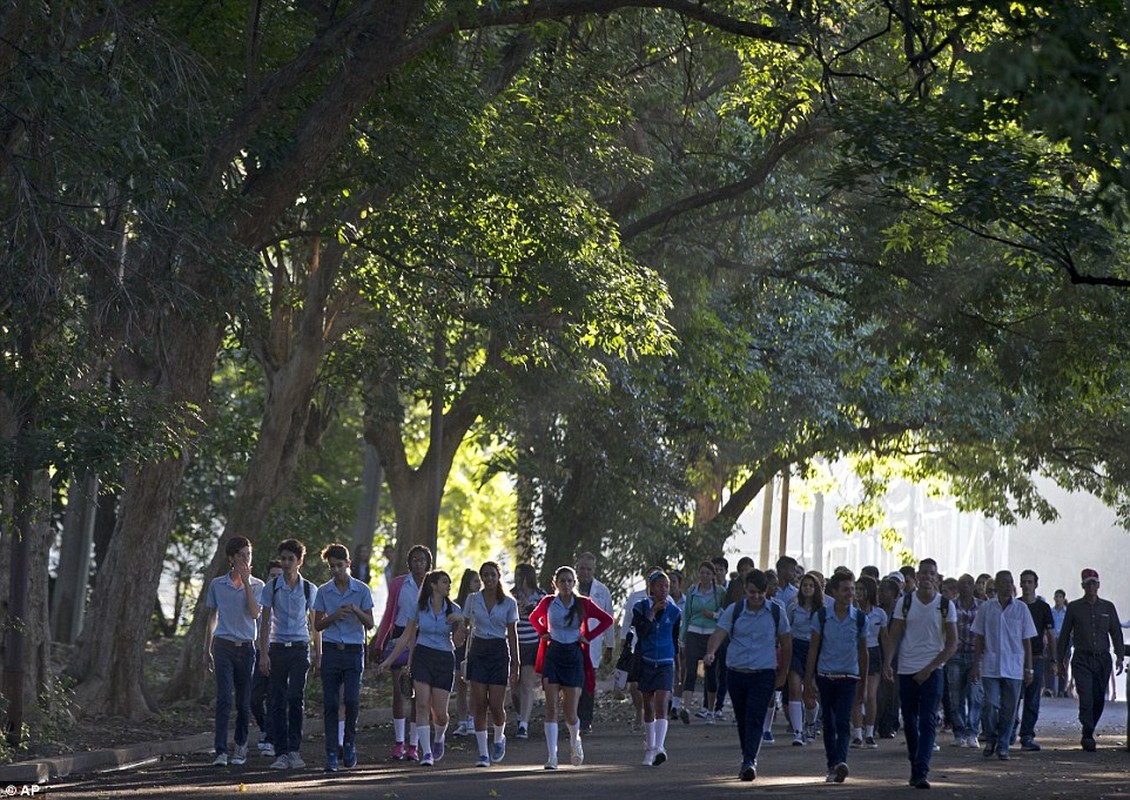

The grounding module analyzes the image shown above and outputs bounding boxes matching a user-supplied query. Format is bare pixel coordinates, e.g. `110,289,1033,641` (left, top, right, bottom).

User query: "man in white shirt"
971,570,1036,762
883,558,957,789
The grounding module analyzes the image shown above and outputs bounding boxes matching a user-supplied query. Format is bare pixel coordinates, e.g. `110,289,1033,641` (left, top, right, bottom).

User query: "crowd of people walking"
204,540,1125,787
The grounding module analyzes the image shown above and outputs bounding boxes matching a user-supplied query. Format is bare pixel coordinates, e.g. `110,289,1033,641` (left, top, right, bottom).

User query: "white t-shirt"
894,593,957,674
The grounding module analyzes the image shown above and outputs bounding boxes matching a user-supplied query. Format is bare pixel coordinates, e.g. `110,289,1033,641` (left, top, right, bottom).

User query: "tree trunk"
349,444,383,583
51,472,99,644
67,456,188,719
539,454,599,589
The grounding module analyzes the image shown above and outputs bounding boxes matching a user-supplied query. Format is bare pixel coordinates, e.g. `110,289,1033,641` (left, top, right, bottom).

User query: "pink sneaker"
405,744,419,762
391,741,407,760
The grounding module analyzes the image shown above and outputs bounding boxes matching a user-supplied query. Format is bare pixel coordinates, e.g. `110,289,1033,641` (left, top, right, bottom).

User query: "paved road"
43,695,1130,799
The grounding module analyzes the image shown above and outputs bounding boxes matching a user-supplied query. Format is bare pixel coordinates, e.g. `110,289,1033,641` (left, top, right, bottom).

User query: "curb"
0,710,392,785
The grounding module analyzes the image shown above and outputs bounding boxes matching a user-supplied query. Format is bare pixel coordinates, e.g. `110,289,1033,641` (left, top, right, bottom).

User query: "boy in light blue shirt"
804,571,868,784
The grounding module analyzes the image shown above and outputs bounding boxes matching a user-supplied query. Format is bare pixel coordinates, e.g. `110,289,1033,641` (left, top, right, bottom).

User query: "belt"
325,642,364,651
270,641,309,649
216,637,254,647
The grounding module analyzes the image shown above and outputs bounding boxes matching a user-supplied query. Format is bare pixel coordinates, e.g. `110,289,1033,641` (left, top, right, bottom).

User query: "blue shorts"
637,660,674,693
413,644,455,691
542,641,585,688
467,637,511,686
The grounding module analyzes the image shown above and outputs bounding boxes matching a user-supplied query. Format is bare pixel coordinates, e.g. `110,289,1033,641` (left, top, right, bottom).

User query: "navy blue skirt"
638,660,674,693
542,640,585,688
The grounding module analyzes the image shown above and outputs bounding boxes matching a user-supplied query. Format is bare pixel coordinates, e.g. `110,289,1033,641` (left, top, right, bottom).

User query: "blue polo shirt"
464,592,518,639
788,602,819,642
816,606,866,677
261,574,315,644
717,601,789,670
718,601,791,668
314,577,374,645
207,573,264,642
412,601,463,651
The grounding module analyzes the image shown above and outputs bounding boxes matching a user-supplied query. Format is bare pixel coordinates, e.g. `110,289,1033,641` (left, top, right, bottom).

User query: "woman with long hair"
453,568,481,736
680,562,726,721
512,563,546,738
787,571,825,745
464,561,520,766
377,570,466,767
851,575,886,748
529,566,614,769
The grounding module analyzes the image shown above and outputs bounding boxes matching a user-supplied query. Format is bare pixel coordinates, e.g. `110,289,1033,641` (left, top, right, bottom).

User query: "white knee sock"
418,725,431,756
494,724,506,743
544,722,559,760
789,701,804,734
475,730,489,758
393,718,406,742
655,718,669,750
644,720,656,750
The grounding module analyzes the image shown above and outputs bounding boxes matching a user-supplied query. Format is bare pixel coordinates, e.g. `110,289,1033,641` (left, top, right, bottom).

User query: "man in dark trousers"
1057,568,1124,751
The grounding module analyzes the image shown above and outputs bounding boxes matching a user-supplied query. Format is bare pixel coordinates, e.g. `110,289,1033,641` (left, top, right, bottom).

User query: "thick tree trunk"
539,455,599,589
67,456,188,719
67,312,223,719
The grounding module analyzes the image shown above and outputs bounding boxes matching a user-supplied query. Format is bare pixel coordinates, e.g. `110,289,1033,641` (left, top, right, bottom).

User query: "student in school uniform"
463,561,520,766
204,536,264,767
259,539,322,770
631,570,682,767
378,569,466,766
313,543,374,773
529,566,615,769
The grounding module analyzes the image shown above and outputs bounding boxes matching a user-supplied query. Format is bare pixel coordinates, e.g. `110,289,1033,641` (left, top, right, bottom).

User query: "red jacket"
529,594,615,694
372,572,409,660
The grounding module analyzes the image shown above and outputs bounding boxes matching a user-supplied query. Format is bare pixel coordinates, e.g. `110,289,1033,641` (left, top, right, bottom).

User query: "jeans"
945,653,983,740
1072,651,1112,737
728,669,777,765
1018,657,1045,743
898,668,943,781
214,639,256,754
981,676,1022,752
270,643,311,754
817,676,858,770
321,645,364,754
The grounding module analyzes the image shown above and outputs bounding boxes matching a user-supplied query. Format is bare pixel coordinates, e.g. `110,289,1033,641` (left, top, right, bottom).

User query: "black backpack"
900,593,951,626
270,574,316,613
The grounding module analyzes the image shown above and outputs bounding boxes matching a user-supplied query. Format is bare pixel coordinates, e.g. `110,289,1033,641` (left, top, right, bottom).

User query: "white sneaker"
230,744,249,766
792,731,806,746
269,754,290,770
261,743,275,758
642,747,656,766
288,752,306,769
571,738,584,767
454,720,469,736
695,708,712,720
544,757,558,770
212,752,228,766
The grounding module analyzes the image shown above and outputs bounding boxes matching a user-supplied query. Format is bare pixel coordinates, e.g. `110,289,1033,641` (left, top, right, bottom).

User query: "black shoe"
914,778,931,789
1082,737,1097,752
982,742,996,758
739,760,756,781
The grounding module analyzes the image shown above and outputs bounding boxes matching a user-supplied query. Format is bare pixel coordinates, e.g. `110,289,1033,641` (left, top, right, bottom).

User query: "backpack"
901,593,951,626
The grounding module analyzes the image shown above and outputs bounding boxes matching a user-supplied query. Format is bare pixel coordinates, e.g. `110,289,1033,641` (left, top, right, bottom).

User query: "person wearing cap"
1057,568,1125,751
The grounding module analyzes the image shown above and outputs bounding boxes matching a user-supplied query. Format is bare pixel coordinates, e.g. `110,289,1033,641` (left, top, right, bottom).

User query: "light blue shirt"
395,574,421,628
865,606,888,649
816,606,866,676
547,596,583,644
717,601,790,671
412,601,462,651
788,602,819,642
314,577,374,645
776,582,798,609
261,575,315,643
464,592,518,640
207,573,264,643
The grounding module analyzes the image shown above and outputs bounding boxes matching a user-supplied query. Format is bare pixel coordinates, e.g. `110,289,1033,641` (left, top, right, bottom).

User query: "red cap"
1081,568,1100,583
